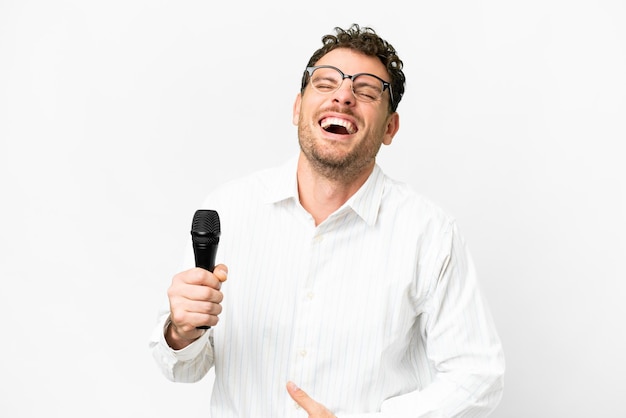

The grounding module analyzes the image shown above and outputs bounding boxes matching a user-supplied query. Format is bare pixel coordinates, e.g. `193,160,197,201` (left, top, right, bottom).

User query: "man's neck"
296,152,374,226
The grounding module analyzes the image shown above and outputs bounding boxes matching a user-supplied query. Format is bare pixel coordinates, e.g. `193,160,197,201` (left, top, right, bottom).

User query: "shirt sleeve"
148,307,215,383
339,221,505,418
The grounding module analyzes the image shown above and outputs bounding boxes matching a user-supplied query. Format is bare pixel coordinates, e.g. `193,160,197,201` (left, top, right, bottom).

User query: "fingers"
286,381,334,417
167,265,228,333
170,279,224,304
174,298,223,320
286,381,315,411
168,300,222,333
178,266,227,289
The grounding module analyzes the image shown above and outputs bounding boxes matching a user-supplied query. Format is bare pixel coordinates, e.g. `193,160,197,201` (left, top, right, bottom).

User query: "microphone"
191,209,221,329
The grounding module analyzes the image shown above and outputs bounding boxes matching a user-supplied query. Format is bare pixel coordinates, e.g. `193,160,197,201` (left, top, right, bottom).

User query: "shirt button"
306,291,315,300
299,350,307,357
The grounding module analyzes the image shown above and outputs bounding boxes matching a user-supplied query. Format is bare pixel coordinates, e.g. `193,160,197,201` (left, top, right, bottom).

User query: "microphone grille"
191,209,221,236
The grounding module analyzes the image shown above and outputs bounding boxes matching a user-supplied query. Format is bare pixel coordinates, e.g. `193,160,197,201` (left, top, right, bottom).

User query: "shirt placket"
287,223,327,412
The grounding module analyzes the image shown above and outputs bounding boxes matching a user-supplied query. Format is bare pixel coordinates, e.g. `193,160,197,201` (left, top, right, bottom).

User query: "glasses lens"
309,67,384,103
310,67,343,93
352,74,384,102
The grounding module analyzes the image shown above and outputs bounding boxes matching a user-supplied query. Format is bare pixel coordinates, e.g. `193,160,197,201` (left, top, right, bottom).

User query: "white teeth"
320,117,356,134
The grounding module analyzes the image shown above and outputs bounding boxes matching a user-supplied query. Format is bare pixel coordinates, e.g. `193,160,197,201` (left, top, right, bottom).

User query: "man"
150,24,505,417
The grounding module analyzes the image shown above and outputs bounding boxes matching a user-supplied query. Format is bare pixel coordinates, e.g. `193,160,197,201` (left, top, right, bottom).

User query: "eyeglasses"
305,65,394,107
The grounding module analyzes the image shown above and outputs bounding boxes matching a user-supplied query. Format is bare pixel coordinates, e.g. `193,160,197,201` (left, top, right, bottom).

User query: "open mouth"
320,117,357,135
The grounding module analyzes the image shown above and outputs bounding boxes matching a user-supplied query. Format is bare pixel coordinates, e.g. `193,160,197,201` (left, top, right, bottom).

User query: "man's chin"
310,151,351,170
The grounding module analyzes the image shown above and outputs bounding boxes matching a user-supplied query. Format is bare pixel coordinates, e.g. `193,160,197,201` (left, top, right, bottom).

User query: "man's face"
293,48,399,181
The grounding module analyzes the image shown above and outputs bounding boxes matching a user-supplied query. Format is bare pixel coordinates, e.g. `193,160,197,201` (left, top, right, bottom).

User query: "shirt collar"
266,155,385,227
266,155,300,204
343,164,384,226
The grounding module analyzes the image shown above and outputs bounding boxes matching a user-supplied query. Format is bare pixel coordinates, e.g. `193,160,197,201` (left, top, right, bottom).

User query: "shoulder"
381,174,455,230
198,158,295,215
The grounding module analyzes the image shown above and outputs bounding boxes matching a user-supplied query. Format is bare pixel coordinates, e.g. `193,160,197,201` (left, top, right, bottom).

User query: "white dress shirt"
150,156,505,417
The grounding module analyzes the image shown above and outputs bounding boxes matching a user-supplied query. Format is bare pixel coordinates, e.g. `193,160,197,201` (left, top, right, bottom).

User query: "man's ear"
292,93,302,126
382,112,400,146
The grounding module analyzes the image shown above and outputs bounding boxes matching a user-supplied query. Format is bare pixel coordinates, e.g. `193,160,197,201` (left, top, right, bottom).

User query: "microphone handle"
193,242,218,272
193,240,219,330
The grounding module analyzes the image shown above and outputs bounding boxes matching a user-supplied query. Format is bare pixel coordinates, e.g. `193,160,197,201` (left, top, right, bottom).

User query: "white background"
1,1,624,417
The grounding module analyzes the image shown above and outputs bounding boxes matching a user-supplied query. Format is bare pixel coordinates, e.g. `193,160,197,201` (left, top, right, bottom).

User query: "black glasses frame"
305,65,395,109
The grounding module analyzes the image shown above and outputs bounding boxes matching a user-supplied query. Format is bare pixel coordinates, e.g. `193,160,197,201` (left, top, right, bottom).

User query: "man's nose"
332,79,356,105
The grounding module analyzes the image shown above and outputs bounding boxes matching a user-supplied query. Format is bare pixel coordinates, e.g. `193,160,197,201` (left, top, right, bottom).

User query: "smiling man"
295,48,399,188
150,24,505,417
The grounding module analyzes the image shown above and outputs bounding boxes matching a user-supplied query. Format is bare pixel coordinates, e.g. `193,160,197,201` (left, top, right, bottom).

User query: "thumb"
286,381,322,414
214,264,228,282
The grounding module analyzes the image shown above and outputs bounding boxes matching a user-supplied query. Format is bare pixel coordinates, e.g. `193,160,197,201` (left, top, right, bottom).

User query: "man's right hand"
165,264,228,349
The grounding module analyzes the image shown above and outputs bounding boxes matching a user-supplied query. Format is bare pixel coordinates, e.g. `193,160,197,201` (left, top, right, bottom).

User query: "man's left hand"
286,381,336,417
